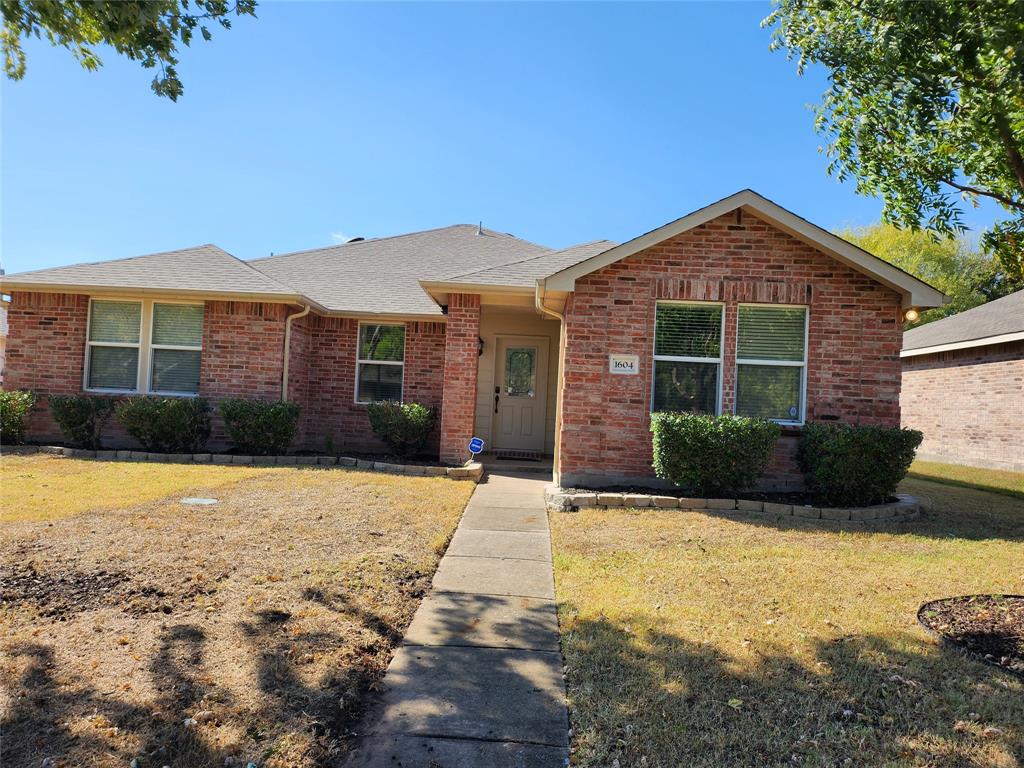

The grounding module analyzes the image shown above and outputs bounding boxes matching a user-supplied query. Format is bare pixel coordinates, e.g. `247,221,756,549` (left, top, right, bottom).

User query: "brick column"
439,293,481,465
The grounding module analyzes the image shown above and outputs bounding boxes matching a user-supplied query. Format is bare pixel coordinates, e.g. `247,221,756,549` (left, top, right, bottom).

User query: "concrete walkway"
347,472,568,767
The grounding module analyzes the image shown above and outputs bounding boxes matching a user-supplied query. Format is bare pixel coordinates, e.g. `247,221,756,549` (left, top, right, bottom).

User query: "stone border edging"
4,445,483,483
544,486,921,526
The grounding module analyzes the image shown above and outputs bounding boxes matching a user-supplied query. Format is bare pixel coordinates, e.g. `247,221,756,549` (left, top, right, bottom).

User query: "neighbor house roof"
0,244,302,303
542,189,947,309
250,225,551,316
901,289,1024,357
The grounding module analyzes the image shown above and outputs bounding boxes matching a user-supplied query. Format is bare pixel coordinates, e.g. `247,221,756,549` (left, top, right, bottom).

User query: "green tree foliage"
2,0,257,100
764,0,1024,283
840,222,1011,325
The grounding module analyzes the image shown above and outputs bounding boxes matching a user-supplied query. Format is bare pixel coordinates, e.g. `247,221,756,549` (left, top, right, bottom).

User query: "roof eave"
0,281,324,310
901,330,1024,357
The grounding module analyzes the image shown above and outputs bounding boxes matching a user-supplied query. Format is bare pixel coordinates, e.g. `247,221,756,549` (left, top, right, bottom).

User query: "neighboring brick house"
1,190,945,487
901,289,1024,472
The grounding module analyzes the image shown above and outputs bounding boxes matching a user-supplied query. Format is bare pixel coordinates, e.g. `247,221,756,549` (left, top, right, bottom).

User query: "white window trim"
651,300,725,416
84,298,203,396
354,321,406,404
733,302,809,426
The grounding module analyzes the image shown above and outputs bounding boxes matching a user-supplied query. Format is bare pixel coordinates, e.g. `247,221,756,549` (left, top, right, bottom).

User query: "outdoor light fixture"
478,337,485,356
904,308,920,322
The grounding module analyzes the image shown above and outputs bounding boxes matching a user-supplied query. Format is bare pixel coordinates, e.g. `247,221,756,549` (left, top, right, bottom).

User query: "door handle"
494,393,500,413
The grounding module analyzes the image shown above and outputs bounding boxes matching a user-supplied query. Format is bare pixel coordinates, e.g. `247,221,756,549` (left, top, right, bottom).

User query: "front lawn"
0,455,473,768
551,474,1024,767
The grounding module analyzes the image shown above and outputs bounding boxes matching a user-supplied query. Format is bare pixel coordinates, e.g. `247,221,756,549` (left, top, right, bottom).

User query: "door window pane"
652,360,718,414
736,364,802,420
152,303,203,346
505,347,536,397
88,346,139,390
357,363,403,402
151,349,201,393
89,301,141,343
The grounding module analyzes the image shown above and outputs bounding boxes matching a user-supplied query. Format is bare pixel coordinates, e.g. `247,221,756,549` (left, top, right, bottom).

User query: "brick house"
901,289,1024,472
1,190,945,487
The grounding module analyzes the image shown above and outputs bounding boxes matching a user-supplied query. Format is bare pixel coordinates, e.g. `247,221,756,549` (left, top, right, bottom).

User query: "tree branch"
942,177,1024,212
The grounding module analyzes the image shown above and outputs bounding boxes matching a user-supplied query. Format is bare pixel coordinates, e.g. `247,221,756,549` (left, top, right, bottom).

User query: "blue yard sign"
467,436,484,456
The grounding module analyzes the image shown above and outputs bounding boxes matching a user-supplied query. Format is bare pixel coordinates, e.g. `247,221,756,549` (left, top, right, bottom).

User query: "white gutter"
535,281,566,485
282,304,311,400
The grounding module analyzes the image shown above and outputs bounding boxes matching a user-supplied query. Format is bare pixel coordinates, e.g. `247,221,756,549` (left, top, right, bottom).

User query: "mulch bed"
918,595,1024,676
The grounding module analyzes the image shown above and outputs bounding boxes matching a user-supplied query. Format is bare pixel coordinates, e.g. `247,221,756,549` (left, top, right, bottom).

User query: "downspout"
282,304,311,400
535,281,565,486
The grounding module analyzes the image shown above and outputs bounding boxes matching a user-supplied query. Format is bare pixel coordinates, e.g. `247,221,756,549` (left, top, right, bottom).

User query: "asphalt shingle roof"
1,244,296,298
903,288,1024,351
250,225,551,315
443,240,618,287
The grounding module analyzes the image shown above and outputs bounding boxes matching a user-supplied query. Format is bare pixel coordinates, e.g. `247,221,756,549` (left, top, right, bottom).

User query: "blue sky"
1,1,1002,275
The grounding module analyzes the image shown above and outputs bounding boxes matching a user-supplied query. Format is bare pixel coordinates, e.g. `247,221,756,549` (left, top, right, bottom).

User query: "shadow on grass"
2,626,222,768
0,597,410,768
560,612,1024,768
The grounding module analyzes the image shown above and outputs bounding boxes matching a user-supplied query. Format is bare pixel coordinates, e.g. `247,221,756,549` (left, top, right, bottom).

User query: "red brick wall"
901,340,1024,472
558,210,904,489
2,294,290,447
297,316,446,455
439,294,481,465
3,292,89,441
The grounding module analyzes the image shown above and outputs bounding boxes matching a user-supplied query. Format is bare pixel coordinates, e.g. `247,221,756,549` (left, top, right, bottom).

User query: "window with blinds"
150,303,203,393
85,299,203,394
87,300,141,390
735,305,807,423
356,323,405,403
652,303,723,414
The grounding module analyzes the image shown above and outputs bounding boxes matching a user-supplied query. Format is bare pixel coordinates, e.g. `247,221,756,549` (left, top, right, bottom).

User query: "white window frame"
355,321,406,404
733,303,809,426
84,297,203,396
650,300,725,415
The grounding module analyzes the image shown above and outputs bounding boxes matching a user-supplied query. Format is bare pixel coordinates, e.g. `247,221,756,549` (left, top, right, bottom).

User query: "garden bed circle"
917,595,1024,678
544,486,922,527
4,445,483,482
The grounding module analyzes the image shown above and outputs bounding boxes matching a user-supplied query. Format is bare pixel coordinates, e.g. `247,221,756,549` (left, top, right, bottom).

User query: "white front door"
493,336,548,452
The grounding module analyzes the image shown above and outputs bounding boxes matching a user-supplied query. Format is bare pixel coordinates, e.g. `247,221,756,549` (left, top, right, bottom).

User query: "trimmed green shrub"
219,399,300,455
115,396,211,453
49,395,116,450
366,401,436,457
798,422,923,507
0,390,36,444
651,413,782,497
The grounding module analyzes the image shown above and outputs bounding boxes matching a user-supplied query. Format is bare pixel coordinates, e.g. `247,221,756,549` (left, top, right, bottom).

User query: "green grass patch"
908,459,1024,500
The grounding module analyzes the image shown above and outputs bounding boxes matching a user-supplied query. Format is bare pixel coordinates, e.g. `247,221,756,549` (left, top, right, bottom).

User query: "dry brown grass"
551,475,1024,768
0,455,473,768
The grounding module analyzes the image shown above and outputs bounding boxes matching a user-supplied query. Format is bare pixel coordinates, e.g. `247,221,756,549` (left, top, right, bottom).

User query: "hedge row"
651,413,923,507
1,392,437,459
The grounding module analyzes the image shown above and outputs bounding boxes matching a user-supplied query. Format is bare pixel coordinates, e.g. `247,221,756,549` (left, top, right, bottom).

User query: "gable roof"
541,190,947,309
901,289,1024,357
250,225,550,316
0,244,301,303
